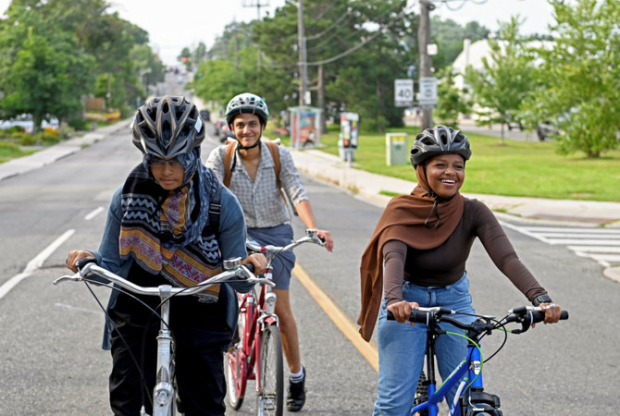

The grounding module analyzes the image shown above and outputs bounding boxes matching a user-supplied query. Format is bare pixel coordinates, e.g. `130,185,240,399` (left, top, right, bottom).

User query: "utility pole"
297,0,308,108
418,0,434,130
243,0,269,67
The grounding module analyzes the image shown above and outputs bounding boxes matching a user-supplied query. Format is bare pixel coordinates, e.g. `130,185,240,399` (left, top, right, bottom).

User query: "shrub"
35,131,61,144
16,133,36,146
0,139,20,150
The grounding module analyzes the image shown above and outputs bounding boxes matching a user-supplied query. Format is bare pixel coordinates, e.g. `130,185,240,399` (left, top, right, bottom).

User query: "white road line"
545,239,620,246
535,233,620,239
500,221,551,243
54,302,100,314
84,207,104,221
521,227,620,234
568,246,620,254
0,229,75,301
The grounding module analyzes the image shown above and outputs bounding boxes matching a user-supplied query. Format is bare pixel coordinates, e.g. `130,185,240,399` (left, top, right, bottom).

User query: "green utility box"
386,133,409,166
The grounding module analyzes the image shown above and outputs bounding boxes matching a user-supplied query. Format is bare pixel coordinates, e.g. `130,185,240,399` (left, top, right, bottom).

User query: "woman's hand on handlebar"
540,303,562,325
243,253,267,276
316,229,334,252
66,250,93,273
387,300,419,325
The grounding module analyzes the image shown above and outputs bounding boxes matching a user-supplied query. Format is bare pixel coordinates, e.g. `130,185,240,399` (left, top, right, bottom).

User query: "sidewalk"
289,148,620,283
0,118,132,181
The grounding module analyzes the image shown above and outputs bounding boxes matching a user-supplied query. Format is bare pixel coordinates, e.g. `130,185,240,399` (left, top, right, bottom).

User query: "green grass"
0,140,37,163
269,126,620,202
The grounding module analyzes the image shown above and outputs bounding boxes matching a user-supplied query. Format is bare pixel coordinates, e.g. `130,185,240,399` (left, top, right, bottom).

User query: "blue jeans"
373,273,476,416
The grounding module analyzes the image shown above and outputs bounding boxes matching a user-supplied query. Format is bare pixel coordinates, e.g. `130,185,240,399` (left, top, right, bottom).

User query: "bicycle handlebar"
246,229,325,257
387,305,569,335
53,257,274,296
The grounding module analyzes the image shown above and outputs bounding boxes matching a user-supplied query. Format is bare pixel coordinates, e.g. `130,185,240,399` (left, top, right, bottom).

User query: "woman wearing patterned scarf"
359,126,562,415
66,96,266,416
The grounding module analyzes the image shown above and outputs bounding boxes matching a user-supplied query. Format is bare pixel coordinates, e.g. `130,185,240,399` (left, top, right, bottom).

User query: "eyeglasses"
150,158,184,169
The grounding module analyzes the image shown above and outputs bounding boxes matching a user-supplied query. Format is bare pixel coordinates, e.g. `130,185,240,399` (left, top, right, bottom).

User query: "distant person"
206,92,334,412
66,96,266,415
358,125,562,415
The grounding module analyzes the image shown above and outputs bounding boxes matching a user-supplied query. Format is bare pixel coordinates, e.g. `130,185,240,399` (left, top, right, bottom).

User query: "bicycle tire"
257,323,284,416
413,371,429,416
225,347,245,410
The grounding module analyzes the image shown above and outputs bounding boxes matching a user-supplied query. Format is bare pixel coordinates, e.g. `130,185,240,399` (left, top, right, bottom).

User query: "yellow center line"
292,264,379,372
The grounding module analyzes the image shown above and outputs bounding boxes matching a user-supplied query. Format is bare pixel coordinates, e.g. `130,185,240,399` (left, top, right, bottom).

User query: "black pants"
108,289,232,416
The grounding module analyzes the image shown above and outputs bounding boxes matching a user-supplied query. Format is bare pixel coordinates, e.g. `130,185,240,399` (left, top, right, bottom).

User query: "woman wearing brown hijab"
359,126,562,415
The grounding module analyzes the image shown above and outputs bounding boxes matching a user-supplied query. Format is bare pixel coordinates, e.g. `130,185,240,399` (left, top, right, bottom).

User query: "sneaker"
287,367,306,412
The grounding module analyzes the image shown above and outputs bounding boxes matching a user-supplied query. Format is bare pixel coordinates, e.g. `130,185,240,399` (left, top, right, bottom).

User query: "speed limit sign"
394,79,414,107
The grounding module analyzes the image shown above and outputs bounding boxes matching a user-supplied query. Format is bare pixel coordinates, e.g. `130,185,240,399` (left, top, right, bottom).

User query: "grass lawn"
269,125,620,202
0,140,37,163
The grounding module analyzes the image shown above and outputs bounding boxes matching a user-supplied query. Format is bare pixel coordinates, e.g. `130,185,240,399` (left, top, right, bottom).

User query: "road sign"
419,77,437,107
394,79,414,107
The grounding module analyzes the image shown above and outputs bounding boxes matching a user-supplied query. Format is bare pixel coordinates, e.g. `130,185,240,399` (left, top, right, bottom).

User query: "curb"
603,267,620,284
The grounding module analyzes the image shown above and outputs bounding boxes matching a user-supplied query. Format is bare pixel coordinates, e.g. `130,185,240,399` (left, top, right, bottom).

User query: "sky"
0,0,556,66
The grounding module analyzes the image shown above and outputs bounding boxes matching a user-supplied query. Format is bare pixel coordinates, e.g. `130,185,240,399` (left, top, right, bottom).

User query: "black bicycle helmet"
225,93,270,127
410,125,472,168
132,96,205,158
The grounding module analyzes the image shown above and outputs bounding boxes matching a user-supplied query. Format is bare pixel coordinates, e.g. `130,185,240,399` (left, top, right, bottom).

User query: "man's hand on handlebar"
66,250,94,273
387,300,419,325
315,229,334,252
243,253,267,276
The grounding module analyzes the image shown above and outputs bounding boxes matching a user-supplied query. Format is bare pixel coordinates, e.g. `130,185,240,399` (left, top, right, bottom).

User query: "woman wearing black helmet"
66,96,266,415
359,125,562,415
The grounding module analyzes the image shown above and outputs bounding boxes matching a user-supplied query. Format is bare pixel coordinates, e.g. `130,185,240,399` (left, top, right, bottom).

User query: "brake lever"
53,275,84,285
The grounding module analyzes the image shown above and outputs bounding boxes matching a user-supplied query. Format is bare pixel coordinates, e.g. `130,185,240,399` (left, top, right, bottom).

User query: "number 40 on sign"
394,79,414,107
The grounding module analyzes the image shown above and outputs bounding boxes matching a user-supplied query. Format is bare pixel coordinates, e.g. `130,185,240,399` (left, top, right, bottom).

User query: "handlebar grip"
531,310,569,323
76,257,97,270
387,310,430,324
244,263,255,273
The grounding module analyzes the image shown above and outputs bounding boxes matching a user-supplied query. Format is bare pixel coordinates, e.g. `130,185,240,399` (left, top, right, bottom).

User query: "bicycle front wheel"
257,323,284,416
225,347,246,410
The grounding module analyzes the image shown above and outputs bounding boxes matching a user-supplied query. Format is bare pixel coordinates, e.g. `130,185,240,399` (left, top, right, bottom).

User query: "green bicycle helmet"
132,96,205,158
410,125,472,168
225,93,270,127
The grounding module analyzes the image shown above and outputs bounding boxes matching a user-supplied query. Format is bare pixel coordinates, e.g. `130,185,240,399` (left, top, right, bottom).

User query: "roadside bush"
15,133,36,145
35,131,61,144
4,125,26,135
68,116,90,131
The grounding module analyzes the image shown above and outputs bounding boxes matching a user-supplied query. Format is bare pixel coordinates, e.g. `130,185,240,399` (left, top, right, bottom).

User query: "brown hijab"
357,164,465,341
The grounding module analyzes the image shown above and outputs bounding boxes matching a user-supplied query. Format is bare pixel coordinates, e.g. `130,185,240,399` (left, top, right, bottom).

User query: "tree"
464,16,535,144
524,0,620,158
430,17,490,71
0,9,95,132
435,67,470,127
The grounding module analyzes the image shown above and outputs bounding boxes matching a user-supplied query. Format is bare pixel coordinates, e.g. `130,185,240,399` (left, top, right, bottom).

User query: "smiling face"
425,153,466,199
149,157,185,191
231,113,264,148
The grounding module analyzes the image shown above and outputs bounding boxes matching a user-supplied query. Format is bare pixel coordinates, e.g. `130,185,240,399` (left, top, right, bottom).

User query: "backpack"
222,140,297,216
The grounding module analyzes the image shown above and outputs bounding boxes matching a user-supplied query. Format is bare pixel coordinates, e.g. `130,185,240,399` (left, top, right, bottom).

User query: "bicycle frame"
410,337,482,416
225,229,324,415
389,306,568,416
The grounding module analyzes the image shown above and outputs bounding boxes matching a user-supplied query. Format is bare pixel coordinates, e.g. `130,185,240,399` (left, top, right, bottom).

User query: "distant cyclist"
358,125,562,415
206,92,334,412
66,96,266,416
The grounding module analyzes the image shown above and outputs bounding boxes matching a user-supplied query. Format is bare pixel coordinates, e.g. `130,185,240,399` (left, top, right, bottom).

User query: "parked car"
215,119,235,143
199,109,211,122
0,114,59,133
535,120,559,141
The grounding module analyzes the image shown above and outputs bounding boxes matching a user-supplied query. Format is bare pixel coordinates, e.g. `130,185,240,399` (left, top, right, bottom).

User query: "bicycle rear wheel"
257,323,283,416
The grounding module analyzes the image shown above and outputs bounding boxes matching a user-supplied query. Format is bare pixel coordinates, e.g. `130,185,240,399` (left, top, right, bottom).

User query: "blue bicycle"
388,305,568,416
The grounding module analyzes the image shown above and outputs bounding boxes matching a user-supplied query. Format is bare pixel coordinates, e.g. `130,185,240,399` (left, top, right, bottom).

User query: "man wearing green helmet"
206,92,334,412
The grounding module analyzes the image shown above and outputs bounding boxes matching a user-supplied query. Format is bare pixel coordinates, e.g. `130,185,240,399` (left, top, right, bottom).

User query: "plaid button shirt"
206,142,309,228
